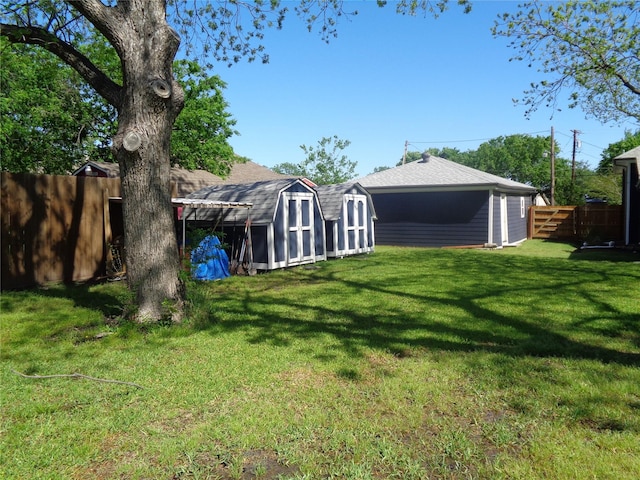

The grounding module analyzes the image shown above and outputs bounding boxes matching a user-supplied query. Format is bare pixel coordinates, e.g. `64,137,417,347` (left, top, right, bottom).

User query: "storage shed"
187,179,326,270
358,154,537,248
314,183,377,257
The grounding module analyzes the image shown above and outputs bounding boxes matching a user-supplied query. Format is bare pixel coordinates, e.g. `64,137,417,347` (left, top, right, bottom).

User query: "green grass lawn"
1,240,639,479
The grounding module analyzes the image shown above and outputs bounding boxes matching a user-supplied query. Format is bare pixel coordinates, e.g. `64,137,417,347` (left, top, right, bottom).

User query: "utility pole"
550,126,555,206
571,129,581,184
402,140,408,165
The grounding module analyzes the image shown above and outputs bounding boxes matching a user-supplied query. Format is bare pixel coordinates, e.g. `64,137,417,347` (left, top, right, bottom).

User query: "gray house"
613,146,640,246
358,154,537,248
186,179,326,270
314,183,377,258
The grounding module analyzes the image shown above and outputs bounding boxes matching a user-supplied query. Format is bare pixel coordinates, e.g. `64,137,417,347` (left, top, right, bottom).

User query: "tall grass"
1,240,639,479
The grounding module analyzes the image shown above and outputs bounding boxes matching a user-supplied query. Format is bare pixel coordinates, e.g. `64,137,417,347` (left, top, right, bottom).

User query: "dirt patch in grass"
174,448,300,480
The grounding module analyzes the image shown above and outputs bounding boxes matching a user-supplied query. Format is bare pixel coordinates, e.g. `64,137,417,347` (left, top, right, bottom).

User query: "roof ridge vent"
420,152,431,163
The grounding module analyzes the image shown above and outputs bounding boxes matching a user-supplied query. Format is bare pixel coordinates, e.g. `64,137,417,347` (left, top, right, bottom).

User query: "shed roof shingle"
314,183,376,221
187,179,308,224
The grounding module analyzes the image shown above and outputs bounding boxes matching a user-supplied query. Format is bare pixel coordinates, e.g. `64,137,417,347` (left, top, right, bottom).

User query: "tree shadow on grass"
1,282,128,365
198,251,640,367
192,252,640,434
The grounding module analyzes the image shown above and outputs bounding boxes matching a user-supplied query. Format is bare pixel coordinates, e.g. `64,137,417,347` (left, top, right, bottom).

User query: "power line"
406,130,550,146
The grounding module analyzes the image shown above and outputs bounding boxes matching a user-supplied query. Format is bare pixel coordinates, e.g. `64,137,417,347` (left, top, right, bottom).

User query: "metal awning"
108,196,253,210
108,196,253,255
171,197,253,209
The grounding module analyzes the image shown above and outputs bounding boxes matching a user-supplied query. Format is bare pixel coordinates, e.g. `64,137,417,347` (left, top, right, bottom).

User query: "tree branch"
67,0,123,46
12,370,144,389
0,23,123,108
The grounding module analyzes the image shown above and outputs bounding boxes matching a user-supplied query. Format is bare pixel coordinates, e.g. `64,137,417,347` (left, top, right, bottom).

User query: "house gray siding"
372,191,489,247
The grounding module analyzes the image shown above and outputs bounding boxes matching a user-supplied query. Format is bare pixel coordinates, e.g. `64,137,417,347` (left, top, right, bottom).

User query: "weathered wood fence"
1,172,121,290
528,205,624,242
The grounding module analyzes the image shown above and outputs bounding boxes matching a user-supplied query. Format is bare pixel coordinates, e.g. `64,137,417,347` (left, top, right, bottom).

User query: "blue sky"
208,1,638,178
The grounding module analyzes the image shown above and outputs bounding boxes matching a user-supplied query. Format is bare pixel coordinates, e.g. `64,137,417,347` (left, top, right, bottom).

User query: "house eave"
363,183,536,195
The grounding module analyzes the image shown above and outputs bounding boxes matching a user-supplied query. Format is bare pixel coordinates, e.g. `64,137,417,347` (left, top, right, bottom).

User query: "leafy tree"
397,150,423,165
578,129,640,205
582,172,622,205
397,147,473,166
270,161,308,179
555,160,591,206
171,60,238,177
470,135,554,189
493,1,640,123
0,39,113,173
0,0,466,322
273,135,356,185
1,39,237,176
597,129,640,174
398,135,591,204
460,134,587,205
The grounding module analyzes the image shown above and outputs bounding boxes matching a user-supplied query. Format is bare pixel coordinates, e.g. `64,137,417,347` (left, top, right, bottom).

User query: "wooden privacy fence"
1,172,121,290
528,205,624,242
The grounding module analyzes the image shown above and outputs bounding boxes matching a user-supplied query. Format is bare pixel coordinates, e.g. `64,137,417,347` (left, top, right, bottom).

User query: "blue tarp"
191,235,230,281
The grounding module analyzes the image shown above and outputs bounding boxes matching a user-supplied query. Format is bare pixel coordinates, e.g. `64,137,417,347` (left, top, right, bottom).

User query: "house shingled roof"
613,146,640,161
357,155,537,193
221,161,293,184
72,160,291,196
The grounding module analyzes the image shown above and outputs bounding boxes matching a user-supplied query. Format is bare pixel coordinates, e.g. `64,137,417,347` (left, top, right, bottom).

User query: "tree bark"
110,1,185,322
2,0,186,322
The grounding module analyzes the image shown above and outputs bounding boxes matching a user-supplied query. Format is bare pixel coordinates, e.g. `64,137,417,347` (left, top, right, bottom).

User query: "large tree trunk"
112,1,185,322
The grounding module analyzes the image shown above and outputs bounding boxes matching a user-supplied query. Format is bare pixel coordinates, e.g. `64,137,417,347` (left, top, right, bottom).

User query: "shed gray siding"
274,197,286,263
372,191,489,247
507,195,529,244
492,194,502,246
613,147,640,245
250,225,269,264
627,165,640,244
314,205,325,257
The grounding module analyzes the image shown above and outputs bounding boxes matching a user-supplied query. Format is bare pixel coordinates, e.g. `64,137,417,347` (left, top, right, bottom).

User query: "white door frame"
285,192,315,265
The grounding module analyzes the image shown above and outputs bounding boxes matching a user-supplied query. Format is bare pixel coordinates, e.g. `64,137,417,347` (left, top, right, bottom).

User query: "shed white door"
345,194,368,253
286,193,315,264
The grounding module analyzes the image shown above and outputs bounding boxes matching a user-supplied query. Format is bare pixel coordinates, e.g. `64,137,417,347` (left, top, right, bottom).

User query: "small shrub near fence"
528,205,624,243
